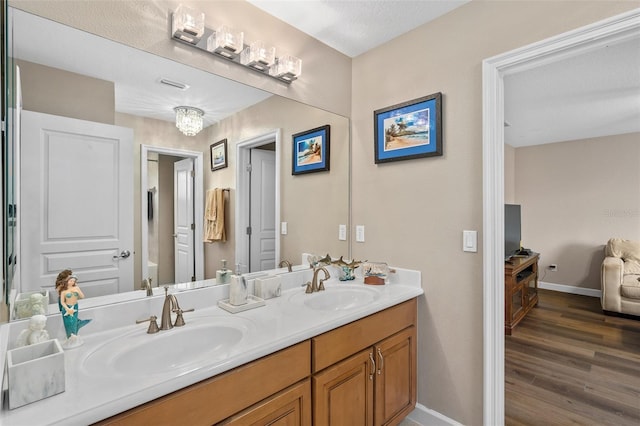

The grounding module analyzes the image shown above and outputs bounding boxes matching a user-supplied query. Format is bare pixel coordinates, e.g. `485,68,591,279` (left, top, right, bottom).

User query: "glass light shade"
269,54,302,81
240,41,276,71
207,26,244,58
174,106,204,137
171,4,205,44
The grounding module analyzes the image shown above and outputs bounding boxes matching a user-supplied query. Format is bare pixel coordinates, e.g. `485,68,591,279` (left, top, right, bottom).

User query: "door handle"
113,250,131,260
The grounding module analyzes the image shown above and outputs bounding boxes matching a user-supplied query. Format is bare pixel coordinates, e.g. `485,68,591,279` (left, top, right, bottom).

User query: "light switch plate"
281,222,287,235
339,224,347,241
356,225,365,242
463,230,477,252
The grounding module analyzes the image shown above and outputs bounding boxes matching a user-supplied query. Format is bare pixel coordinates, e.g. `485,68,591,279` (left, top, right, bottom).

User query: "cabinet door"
374,327,416,426
313,348,374,426
220,380,311,426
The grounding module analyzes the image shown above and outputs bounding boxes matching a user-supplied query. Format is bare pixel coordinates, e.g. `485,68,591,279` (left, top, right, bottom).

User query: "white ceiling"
504,36,640,147
246,0,471,58
10,3,640,146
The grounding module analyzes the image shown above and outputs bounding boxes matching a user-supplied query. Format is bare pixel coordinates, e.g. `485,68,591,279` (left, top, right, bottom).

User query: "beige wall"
204,95,350,276
17,59,114,124
350,1,639,424
515,133,640,290
10,0,352,117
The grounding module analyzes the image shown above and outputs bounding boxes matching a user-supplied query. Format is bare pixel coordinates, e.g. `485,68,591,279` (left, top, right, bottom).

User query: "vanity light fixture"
207,25,244,59
170,5,302,83
240,41,276,71
269,54,303,82
174,106,204,137
171,4,205,44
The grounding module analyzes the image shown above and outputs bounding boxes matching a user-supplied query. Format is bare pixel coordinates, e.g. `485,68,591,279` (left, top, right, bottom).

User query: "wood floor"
505,289,640,425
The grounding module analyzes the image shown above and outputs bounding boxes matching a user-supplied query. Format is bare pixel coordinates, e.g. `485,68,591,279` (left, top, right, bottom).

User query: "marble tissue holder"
6,339,65,409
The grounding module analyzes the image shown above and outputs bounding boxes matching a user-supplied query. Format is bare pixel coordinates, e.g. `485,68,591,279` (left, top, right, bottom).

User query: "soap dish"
218,295,265,314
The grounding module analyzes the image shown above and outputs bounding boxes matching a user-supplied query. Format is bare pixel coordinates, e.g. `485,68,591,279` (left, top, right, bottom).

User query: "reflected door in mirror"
20,111,134,298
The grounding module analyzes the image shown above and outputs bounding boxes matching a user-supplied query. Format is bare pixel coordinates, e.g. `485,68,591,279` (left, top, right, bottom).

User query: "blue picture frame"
374,92,442,164
292,125,330,175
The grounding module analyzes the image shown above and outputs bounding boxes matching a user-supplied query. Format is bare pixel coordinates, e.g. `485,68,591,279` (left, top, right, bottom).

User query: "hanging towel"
204,188,226,242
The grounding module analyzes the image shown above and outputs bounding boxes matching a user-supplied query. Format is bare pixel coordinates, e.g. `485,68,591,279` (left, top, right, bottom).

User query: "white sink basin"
289,285,380,311
81,315,254,378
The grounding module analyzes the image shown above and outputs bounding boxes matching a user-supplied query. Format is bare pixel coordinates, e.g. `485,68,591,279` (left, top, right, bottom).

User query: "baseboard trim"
539,281,601,298
406,403,463,426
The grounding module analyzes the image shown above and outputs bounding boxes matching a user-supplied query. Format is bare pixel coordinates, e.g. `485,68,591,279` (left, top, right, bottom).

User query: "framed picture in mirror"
292,125,330,175
374,92,442,164
210,139,228,171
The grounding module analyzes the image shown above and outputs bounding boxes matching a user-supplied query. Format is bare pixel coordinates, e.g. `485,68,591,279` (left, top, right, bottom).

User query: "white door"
21,111,134,297
249,149,276,272
174,158,194,283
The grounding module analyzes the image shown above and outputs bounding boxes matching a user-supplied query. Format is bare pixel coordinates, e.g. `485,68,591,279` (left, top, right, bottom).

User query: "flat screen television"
505,204,521,260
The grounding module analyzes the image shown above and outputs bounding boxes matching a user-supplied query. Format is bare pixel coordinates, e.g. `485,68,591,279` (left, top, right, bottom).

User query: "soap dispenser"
229,265,248,306
216,259,230,285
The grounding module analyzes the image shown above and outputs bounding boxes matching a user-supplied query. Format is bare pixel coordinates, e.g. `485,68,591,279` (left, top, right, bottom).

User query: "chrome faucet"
306,267,330,293
160,286,178,330
142,278,153,297
279,260,293,272
159,286,194,330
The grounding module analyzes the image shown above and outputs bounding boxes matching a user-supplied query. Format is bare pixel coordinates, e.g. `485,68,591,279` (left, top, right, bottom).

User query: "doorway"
481,9,640,424
236,130,281,274
141,145,204,286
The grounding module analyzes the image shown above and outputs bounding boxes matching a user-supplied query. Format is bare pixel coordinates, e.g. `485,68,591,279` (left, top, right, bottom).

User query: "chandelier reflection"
174,106,204,136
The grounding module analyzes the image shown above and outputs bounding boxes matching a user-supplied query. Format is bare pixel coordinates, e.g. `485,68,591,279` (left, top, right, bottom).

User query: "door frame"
141,145,204,284
482,9,640,425
235,130,281,274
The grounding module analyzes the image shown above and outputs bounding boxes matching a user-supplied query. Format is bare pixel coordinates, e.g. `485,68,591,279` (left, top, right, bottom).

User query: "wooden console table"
505,253,539,335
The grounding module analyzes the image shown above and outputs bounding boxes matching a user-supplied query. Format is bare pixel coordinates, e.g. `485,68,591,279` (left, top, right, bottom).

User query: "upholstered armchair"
601,238,640,317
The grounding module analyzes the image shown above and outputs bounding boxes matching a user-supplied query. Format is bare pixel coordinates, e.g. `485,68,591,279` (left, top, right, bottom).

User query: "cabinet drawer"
97,341,311,426
312,299,417,373
219,379,311,425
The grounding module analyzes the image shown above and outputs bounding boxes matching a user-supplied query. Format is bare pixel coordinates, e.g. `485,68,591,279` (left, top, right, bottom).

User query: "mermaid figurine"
55,269,91,348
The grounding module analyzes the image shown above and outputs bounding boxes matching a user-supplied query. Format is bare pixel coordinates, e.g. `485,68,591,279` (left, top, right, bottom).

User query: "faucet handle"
305,282,313,293
173,308,195,327
318,278,326,291
136,315,160,334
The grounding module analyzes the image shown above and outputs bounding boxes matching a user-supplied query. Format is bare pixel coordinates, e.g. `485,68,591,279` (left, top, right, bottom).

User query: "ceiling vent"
159,78,189,90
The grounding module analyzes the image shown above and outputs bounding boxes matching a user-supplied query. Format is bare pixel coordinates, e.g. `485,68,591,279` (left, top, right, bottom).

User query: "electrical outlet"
549,264,557,271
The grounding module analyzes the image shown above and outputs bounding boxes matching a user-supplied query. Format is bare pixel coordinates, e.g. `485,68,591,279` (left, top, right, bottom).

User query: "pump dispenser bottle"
216,259,230,284
229,264,248,306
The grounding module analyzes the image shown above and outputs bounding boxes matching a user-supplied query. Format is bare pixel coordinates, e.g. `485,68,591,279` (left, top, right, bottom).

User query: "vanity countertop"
0,269,423,425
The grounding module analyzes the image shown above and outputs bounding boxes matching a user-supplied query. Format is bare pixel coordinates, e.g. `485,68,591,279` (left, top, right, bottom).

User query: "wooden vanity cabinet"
312,299,417,426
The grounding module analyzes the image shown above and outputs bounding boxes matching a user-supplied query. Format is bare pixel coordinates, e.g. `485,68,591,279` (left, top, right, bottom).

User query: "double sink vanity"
0,266,423,425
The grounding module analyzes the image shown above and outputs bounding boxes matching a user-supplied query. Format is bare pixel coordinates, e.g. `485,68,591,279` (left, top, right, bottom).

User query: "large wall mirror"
3,8,350,320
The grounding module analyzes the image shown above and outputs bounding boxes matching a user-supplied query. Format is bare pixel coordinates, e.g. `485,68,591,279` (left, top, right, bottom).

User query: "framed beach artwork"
373,92,442,164
210,139,228,171
292,125,330,175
